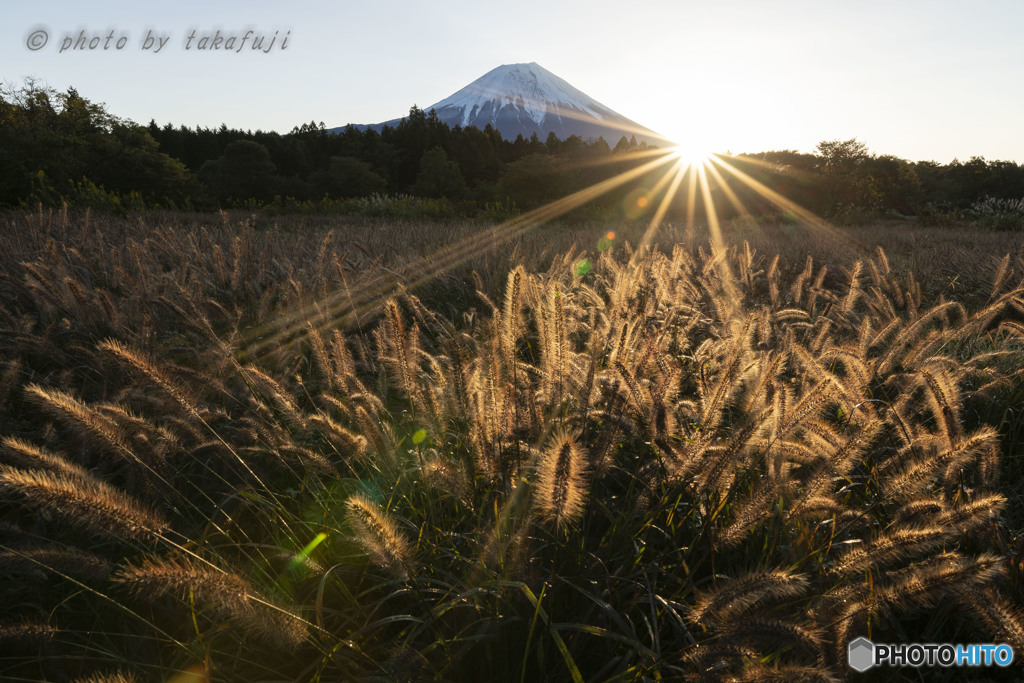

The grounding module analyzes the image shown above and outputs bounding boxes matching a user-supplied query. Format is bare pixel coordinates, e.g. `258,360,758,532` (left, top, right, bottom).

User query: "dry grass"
1,206,1023,680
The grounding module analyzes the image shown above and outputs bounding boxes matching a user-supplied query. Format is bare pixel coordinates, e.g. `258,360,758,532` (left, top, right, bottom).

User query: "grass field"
1,207,1023,681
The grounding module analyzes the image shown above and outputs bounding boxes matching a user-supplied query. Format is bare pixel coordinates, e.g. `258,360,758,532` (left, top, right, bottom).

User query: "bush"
970,195,1024,231
27,174,147,214
914,201,967,227
353,193,457,220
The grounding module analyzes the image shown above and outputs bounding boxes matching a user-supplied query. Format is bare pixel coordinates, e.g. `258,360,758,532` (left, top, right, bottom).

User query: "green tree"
449,126,501,188
497,154,568,209
545,131,561,155
385,106,453,190
0,81,191,207
93,124,194,206
816,137,869,212
314,156,387,197
858,154,919,213
412,147,466,198
199,140,279,203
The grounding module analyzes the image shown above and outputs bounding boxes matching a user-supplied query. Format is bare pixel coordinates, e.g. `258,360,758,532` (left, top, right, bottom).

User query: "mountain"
331,62,669,146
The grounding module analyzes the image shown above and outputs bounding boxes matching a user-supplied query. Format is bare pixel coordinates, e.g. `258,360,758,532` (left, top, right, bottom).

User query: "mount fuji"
333,62,669,146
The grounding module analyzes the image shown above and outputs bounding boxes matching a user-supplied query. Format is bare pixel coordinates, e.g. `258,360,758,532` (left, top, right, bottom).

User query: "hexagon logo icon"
848,637,875,672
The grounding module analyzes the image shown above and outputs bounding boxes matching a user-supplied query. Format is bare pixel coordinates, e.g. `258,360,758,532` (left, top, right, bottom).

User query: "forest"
3,80,1024,226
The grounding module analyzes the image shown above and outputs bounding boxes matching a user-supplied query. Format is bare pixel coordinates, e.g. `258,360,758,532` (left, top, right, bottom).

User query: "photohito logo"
848,637,874,672
848,637,1014,671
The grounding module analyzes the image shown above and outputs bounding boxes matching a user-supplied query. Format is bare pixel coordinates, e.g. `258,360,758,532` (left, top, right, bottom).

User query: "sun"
669,142,715,167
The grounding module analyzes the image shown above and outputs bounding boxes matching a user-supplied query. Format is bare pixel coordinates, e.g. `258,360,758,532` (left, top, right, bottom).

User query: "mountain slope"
332,62,668,145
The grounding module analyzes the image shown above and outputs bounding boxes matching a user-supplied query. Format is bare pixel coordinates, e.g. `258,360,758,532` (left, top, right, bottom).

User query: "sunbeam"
708,155,870,252
632,156,689,258
243,144,880,363
703,156,750,219
696,159,742,313
685,159,699,231
244,149,683,360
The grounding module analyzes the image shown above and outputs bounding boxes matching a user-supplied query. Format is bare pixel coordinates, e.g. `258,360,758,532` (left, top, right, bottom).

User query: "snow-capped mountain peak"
336,62,666,145
431,62,607,128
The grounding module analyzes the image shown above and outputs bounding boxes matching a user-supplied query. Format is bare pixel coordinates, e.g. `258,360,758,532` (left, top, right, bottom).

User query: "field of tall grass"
1,207,1023,681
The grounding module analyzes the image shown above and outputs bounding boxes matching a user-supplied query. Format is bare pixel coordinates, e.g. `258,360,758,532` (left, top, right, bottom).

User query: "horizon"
4,1,1024,164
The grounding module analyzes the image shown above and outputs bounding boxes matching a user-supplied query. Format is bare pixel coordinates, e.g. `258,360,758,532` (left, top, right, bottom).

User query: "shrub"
970,195,1024,230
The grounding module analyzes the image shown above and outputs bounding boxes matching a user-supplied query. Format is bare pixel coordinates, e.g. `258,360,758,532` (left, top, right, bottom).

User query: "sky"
4,0,1024,163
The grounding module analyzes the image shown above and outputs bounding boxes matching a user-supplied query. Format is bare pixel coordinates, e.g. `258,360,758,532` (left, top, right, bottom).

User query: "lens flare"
287,532,328,572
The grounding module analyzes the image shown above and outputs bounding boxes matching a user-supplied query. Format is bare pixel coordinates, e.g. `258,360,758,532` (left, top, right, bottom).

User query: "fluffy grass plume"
345,492,414,580
0,465,166,543
114,555,308,649
533,429,589,528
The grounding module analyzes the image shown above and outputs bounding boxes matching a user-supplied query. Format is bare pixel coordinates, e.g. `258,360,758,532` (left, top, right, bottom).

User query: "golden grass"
1,207,1023,680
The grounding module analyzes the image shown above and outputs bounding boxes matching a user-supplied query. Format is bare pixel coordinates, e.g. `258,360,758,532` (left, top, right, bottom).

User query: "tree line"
3,81,1024,222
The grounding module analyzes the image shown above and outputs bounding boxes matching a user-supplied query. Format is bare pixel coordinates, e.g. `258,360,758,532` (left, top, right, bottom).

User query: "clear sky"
4,0,1024,163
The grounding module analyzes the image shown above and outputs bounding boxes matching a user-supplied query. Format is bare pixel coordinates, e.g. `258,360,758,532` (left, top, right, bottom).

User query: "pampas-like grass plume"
886,426,1000,499
533,430,589,528
501,265,524,360
24,384,132,457
244,366,306,430
98,339,203,422
377,298,423,405
727,617,824,660
960,587,1024,653
689,570,809,628
114,556,307,649
876,551,1004,611
0,620,58,648
0,436,92,480
346,492,414,579
829,526,951,576
0,547,113,582
0,465,166,543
